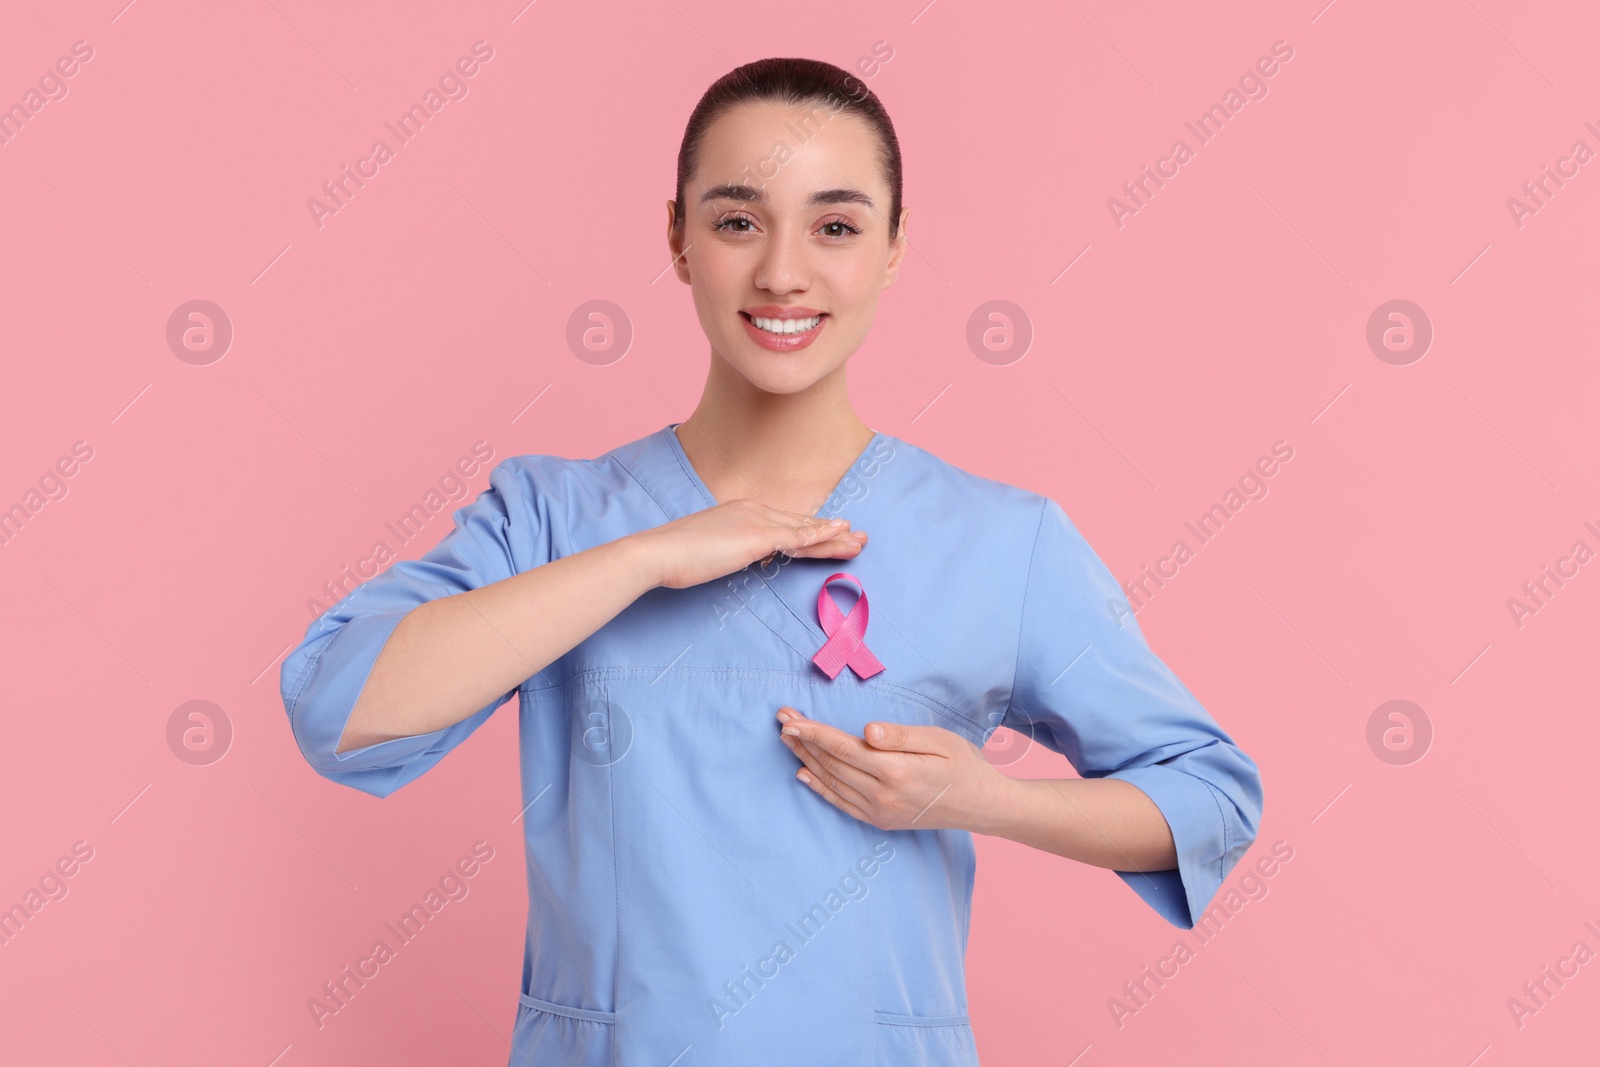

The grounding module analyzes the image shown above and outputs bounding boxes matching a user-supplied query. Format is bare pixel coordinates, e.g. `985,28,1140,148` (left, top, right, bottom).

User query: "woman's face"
669,101,909,397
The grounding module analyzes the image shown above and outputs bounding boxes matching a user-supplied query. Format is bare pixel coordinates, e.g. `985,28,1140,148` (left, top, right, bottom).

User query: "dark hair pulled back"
673,57,903,242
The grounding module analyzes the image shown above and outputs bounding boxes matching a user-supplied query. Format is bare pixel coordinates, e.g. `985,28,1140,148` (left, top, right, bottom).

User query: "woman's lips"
739,311,827,352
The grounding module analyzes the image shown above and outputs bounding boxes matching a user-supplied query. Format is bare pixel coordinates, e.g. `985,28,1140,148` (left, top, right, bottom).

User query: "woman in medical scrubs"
281,56,1263,1066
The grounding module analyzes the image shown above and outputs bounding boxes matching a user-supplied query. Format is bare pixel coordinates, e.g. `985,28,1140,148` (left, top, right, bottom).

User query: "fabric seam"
1000,497,1050,728
1200,776,1232,884
520,666,984,738
606,677,622,1066
516,991,616,1024
874,1012,973,1028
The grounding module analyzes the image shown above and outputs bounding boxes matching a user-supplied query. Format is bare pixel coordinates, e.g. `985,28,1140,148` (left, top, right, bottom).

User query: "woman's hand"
634,500,867,590
775,707,1008,833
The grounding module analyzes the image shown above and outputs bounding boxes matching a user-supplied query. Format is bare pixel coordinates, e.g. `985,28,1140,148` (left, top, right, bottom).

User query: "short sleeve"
279,457,555,799
1001,496,1263,929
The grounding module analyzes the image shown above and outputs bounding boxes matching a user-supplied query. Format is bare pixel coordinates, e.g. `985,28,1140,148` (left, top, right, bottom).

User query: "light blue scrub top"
280,422,1263,1066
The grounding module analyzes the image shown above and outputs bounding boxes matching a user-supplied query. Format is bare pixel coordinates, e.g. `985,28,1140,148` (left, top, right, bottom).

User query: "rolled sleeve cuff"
283,609,455,794
1104,765,1232,929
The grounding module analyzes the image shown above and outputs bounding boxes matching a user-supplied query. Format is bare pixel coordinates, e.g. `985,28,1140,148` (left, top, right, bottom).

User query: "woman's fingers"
777,721,878,814
731,502,867,566
795,765,874,823
786,535,866,559
783,522,867,559
777,711,885,783
652,500,867,589
777,709,884,826
781,732,879,797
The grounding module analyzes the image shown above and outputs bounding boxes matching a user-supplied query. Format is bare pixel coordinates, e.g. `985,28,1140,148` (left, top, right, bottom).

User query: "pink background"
3,0,1598,1063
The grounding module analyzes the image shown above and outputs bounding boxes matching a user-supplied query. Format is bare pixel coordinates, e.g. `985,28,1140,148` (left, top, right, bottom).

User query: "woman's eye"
711,216,863,238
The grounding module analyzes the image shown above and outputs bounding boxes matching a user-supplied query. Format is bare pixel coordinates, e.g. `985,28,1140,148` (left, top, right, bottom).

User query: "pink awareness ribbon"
811,572,886,680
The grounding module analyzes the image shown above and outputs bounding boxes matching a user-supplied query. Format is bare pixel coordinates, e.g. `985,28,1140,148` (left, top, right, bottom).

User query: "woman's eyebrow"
700,183,875,209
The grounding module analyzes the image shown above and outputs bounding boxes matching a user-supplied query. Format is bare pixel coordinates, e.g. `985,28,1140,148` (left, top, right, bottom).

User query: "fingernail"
827,518,846,526
797,770,812,784
781,725,800,737
776,709,791,722
867,723,885,742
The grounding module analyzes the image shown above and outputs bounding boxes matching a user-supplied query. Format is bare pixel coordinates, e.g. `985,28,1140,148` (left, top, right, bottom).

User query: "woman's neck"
675,375,874,513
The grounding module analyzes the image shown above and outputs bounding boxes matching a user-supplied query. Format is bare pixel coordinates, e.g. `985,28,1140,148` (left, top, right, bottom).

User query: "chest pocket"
875,1011,979,1066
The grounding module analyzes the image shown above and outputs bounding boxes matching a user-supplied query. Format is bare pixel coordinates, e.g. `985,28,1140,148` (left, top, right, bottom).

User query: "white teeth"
751,315,822,334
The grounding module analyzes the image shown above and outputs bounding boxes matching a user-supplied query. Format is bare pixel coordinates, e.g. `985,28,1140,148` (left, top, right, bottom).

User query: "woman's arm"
965,775,1178,872
337,503,868,753
336,534,657,752
775,710,1179,873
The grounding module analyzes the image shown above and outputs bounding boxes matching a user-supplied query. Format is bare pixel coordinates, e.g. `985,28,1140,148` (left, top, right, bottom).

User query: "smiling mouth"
739,311,828,335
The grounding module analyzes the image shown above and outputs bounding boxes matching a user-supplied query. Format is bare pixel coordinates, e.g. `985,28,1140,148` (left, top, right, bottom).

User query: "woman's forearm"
973,775,1179,873
335,534,661,753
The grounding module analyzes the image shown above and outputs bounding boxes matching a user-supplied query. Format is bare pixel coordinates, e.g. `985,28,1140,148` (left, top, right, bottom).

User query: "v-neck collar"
664,421,885,520
609,422,898,671
610,422,888,524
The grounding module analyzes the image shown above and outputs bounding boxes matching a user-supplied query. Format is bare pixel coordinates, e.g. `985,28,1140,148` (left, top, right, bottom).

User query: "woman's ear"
882,207,910,288
666,200,691,284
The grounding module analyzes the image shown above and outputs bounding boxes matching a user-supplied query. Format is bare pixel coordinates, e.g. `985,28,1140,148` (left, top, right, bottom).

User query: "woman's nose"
753,227,811,293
